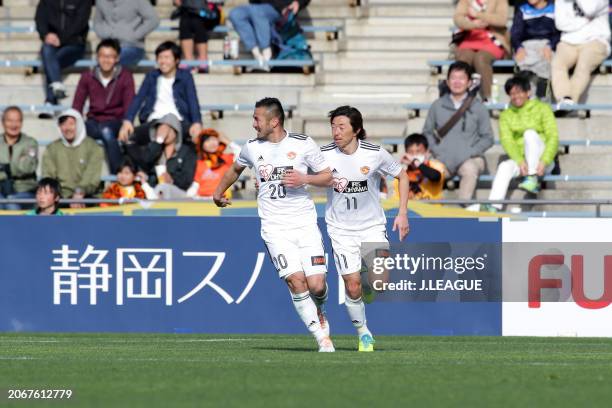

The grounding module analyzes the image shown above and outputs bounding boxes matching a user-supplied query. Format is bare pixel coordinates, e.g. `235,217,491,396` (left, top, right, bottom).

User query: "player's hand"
515,48,526,63
282,169,307,188
392,213,410,241
213,193,231,207
118,120,134,143
519,161,529,177
136,171,149,184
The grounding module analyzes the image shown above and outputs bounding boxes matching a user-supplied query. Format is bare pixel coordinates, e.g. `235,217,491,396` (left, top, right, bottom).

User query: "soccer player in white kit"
213,98,335,352
322,106,410,352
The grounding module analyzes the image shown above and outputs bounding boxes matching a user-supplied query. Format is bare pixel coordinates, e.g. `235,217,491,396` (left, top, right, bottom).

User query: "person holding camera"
0,106,39,210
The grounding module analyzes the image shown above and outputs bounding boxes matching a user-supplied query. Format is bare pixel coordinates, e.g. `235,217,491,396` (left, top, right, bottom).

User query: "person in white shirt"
213,98,336,352
322,105,410,352
551,0,611,106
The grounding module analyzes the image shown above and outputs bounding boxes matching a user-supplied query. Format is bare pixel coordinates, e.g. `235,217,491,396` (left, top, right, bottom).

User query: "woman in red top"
453,0,510,101
187,128,237,198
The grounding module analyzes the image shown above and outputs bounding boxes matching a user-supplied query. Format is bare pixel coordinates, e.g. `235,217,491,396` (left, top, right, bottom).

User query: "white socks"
292,291,326,341
345,296,370,337
262,47,272,61
251,46,263,62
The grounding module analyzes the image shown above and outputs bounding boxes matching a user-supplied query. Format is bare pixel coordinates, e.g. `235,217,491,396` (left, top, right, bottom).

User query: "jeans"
86,119,124,174
0,191,35,210
120,46,145,68
40,43,85,104
229,4,280,51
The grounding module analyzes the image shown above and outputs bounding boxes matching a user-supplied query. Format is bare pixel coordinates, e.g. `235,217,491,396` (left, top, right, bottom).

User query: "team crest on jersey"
333,177,368,193
258,165,293,182
360,166,370,175
287,151,297,160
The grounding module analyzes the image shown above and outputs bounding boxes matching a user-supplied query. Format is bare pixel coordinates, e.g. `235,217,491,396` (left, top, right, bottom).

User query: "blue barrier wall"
0,216,501,335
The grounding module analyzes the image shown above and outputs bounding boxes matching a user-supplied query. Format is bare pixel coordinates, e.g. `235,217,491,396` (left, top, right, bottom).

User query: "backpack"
273,12,312,61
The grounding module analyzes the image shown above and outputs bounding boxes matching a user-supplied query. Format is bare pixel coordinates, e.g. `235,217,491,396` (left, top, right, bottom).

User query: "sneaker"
318,336,335,352
358,333,375,352
480,204,498,213
518,176,540,193
38,102,57,120
317,305,330,337
49,82,67,100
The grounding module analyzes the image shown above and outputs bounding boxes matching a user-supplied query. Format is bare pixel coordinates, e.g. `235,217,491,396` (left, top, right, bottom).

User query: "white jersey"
322,140,402,232
236,131,329,231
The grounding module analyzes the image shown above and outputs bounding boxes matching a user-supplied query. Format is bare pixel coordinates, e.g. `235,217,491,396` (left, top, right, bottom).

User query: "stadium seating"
0,0,611,214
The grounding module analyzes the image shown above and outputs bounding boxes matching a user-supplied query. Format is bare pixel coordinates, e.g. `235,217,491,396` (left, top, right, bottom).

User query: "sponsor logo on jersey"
257,155,264,162
258,165,293,182
311,255,325,266
287,151,297,160
333,177,368,193
360,166,370,175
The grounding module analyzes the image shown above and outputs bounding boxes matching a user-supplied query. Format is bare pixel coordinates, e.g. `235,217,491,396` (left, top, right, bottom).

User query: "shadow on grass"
253,346,396,352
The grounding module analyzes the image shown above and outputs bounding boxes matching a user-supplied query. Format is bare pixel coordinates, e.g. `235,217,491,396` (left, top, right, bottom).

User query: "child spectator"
398,133,445,201
100,158,148,206
453,0,510,101
186,129,239,198
511,0,560,99
27,178,63,215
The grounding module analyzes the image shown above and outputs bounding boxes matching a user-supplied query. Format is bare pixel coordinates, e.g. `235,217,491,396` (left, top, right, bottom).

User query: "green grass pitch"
1,333,612,407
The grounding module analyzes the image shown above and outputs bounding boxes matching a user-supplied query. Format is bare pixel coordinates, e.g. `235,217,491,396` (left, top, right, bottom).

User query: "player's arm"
393,167,410,241
283,167,332,188
213,162,246,207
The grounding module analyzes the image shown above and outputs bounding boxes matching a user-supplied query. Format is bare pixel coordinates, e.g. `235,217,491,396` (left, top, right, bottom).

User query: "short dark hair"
447,61,474,80
117,157,137,174
58,115,76,125
404,133,429,150
96,38,121,55
504,75,531,95
1,105,23,122
155,41,181,62
36,177,62,198
328,105,367,140
255,97,285,126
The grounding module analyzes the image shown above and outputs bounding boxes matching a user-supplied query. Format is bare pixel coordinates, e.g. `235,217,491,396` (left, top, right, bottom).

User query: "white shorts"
261,224,327,279
328,225,389,276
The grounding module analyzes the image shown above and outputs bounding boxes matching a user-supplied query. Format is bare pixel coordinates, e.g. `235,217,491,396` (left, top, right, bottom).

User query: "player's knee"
345,279,362,299
285,273,308,293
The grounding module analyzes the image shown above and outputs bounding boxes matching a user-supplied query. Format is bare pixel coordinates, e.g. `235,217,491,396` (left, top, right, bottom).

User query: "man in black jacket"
35,0,93,112
229,0,310,70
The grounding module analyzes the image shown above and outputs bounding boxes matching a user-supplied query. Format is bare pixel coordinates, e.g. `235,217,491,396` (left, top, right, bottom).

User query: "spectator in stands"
398,133,445,201
186,128,239,198
423,61,494,206
27,178,63,215
511,0,560,99
551,0,610,107
119,41,202,166
93,0,160,67
136,139,198,199
173,0,221,73
0,106,38,210
42,109,104,207
453,0,510,101
72,39,136,174
35,0,93,113
485,75,558,211
100,157,147,206
229,0,310,70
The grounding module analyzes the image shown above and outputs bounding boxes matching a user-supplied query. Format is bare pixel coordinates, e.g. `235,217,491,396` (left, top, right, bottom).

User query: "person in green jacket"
486,75,559,211
0,106,39,210
42,109,104,206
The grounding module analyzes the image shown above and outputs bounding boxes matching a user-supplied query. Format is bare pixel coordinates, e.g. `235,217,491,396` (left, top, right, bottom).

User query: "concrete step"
318,70,432,86
367,4,455,17
344,37,450,52
345,24,450,38
0,72,316,88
